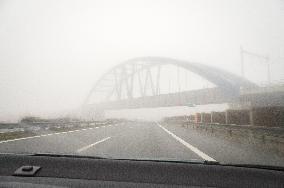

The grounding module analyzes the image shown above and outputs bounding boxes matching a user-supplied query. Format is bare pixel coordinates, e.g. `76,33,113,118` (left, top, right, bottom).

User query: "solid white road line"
76,137,111,153
0,124,116,144
156,123,216,162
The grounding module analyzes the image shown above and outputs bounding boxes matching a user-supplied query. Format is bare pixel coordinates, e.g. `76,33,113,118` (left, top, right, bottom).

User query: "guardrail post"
249,109,254,126
225,110,229,124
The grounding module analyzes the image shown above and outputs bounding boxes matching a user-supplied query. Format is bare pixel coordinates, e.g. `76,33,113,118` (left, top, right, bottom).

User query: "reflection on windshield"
0,0,283,167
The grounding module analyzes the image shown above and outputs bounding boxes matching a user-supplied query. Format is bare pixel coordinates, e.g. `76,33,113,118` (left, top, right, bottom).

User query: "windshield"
0,0,284,167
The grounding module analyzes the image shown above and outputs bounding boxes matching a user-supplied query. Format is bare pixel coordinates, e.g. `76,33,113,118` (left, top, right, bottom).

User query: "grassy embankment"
0,131,36,141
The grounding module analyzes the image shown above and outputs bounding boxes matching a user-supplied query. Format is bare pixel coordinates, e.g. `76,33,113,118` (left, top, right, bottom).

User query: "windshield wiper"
30,153,108,160
105,157,220,165
27,153,219,165
220,163,284,171
8,153,282,171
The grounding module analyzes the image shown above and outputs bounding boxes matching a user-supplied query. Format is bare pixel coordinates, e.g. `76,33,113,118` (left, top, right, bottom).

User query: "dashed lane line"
76,137,111,153
0,124,116,144
156,123,216,162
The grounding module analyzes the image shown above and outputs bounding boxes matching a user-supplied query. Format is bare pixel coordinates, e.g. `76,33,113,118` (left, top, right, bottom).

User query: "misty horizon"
1,0,284,122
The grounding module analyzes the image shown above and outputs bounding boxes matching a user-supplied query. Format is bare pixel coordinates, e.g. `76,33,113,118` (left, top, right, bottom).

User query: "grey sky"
0,0,283,121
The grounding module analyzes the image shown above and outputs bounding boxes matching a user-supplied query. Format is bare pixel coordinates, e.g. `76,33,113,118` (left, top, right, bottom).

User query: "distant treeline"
20,116,81,123
20,116,128,124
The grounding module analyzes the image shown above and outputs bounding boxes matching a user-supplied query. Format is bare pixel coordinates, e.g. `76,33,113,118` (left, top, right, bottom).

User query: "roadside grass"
0,123,110,142
0,131,36,141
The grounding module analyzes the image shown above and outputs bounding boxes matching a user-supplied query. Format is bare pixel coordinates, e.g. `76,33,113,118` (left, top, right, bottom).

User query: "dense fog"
0,0,283,122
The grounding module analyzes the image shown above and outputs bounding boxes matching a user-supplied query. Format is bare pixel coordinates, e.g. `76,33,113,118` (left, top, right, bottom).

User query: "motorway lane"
0,121,283,166
80,122,203,161
0,124,127,155
0,122,207,161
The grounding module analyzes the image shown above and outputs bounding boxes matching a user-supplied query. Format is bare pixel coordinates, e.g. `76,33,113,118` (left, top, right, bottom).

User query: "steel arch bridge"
84,57,256,110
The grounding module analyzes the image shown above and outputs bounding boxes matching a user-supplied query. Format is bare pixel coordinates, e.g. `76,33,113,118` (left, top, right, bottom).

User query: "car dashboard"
0,154,283,187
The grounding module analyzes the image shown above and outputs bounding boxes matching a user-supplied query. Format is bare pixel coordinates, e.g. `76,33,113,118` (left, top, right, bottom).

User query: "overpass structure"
84,57,256,112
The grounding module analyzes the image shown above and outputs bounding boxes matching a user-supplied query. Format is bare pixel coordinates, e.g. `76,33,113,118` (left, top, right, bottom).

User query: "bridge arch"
85,56,256,105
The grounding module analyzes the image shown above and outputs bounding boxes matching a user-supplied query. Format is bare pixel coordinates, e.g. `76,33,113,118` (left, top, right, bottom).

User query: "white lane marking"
0,127,96,144
76,137,111,153
156,123,216,162
0,123,117,144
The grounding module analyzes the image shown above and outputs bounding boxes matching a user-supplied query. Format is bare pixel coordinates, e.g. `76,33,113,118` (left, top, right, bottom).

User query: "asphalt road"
0,121,283,166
